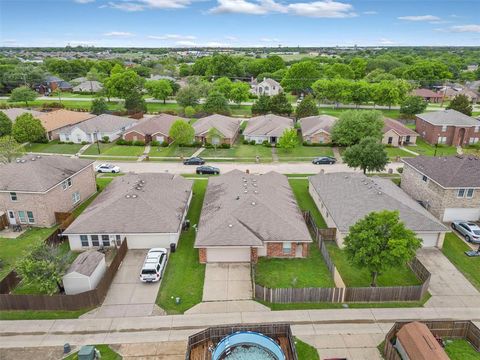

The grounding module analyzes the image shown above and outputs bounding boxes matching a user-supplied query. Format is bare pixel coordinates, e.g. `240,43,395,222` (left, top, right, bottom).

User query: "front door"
7,210,16,225
270,136,277,144
295,244,303,258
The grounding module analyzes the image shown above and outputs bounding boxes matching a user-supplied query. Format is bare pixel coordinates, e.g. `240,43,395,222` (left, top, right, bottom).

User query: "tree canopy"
400,95,427,117
203,91,230,115
281,61,320,93
90,97,108,115
295,95,319,119
9,86,38,106
0,136,23,164
342,136,389,174
277,128,299,151
0,112,12,136
447,94,473,116
169,120,194,145
331,110,384,146
12,113,46,143
145,79,173,104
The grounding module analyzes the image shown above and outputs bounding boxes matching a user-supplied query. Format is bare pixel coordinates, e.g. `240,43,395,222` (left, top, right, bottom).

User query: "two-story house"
0,155,96,228
415,109,480,147
401,156,480,222
251,78,283,97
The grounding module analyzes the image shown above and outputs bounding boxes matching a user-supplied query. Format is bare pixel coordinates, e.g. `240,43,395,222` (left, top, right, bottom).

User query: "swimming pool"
212,331,286,360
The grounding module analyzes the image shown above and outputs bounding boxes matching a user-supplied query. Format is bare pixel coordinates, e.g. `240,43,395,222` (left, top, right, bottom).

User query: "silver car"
451,221,480,243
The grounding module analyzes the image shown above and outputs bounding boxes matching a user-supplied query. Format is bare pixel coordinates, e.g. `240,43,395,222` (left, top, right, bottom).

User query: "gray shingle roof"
244,114,293,137
403,155,480,188
0,155,94,192
309,172,447,233
195,170,312,247
72,80,103,92
63,173,193,235
193,114,241,139
125,114,188,137
416,109,480,127
59,114,137,135
66,250,104,276
383,118,417,136
300,115,337,137
0,108,43,122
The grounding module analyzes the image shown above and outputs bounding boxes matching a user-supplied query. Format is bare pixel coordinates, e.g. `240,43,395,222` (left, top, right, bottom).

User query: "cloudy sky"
1,0,479,47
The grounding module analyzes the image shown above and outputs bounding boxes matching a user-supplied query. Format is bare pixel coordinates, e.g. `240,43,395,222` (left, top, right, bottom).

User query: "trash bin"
78,345,96,360
170,243,176,253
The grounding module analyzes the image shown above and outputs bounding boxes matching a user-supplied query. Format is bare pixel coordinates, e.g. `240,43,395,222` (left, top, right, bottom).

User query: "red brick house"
412,88,443,103
123,114,189,144
415,109,480,146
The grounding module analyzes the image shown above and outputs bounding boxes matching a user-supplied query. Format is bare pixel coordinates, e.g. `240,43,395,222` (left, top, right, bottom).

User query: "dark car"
312,156,336,165
183,157,205,165
196,165,220,175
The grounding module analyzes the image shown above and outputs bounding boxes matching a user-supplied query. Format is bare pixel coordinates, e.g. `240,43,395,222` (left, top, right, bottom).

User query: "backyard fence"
0,239,128,311
383,320,480,360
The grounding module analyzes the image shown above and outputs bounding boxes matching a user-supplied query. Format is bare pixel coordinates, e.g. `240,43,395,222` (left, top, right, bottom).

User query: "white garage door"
206,247,251,263
417,233,439,247
443,208,480,222
127,234,176,249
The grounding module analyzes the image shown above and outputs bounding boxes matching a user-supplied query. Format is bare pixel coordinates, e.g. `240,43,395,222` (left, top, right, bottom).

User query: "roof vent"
244,190,248,193
21,159,26,163
254,190,258,194
228,224,233,228
251,201,256,206
132,194,138,198
16,159,21,163
344,175,348,179
378,191,382,195
31,158,35,161
36,155,41,159
135,186,142,190
126,194,131,198
236,195,240,200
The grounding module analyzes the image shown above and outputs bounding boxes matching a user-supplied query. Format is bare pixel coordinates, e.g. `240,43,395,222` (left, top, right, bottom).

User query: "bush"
58,141,65,144
41,102,64,109
161,141,169,147
243,139,250,145
101,136,110,143
116,138,128,145
81,141,89,145
220,143,231,149
250,140,256,145
150,140,160,147
132,140,145,146
184,106,196,118
397,167,403,174
468,143,480,150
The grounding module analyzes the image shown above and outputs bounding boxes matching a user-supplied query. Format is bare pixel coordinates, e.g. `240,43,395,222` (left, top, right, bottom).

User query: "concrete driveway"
417,248,480,308
202,263,252,302
85,250,161,318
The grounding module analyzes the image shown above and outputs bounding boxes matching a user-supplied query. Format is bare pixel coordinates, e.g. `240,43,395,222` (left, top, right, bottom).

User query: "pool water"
218,344,277,360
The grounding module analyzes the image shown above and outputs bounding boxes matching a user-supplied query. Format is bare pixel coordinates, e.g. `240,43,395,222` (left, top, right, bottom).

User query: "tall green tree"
400,95,427,118
277,128,299,151
350,81,372,108
229,82,251,105
0,136,23,164
295,95,319,119
9,86,38,106
0,112,12,136
212,77,233,98
344,210,421,287
124,90,147,113
281,61,321,93
447,94,473,116
251,95,271,115
90,97,109,115
176,85,201,108
269,92,293,116
169,120,195,145
12,113,46,144
331,110,384,146
104,68,144,100
203,91,230,115
145,79,173,104
342,136,389,174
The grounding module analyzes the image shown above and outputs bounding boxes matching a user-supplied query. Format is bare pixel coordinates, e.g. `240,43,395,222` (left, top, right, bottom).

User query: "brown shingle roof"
195,170,312,247
244,114,293,137
36,109,95,132
193,114,241,139
300,115,337,137
403,155,480,188
412,88,442,98
0,155,94,192
0,108,43,122
66,251,104,276
383,118,417,137
396,322,449,360
125,114,188,137
59,114,136,134
63,173,193,235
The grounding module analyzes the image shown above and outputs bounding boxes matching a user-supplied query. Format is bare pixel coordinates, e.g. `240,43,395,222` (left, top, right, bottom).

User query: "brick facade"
415,117,480,146
303,131,332,144
266,242,307,258
123,130,146,142
0,165,96,228
199,248,207,264
250,247,258,263
401,163,480,221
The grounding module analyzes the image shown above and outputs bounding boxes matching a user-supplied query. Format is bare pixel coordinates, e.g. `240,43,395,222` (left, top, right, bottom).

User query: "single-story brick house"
415,109,480,146
382,118,418,147
58,114,137,144
64,173,192,250
123,114,189,144
299,115,337,144
193,114,241,146
36,109,95,141
195,170,312,263
243,114,293,144
401,155,480,222
0,155,96,228
309,172,448,248
411,88,443,103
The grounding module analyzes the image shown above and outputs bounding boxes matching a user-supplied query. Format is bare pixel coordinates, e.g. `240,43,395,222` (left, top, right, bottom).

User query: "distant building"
412,88,443,103
251,78,283,97
382,118,418,147
72,80,103,93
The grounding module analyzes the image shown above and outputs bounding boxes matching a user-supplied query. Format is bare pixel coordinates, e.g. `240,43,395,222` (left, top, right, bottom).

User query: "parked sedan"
183,157,205,165
139,248,168,283
196,165,220,175
312,156,336,165
95,163,120,173
451,221,480,243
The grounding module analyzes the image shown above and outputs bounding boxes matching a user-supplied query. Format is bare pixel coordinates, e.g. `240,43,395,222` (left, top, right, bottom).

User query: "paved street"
99,160,403,175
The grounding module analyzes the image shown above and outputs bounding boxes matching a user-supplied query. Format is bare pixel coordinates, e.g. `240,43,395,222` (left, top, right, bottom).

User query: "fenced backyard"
253,211,431,304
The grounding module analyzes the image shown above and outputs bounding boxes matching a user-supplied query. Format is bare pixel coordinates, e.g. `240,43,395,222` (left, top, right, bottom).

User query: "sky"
0,0,479,47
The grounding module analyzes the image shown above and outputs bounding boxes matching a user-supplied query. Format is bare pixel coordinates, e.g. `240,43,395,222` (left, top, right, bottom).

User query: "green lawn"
255,248,334,288
295,337,319,360
385,146,416,159
288,179,326,228
201,143,273,161
442,232,480,291
317,108,401,120
64,345,121,360
277,145,334,161
326,242,421,287
406,138,457,156
445,339,480,360
26,140,84,155
149,144,199,157
157,180,207,314
82,142,144,156
0,309,90,320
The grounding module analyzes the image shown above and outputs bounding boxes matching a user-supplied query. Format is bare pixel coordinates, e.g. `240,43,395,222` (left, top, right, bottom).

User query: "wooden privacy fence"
55,211,75,230
383,320,480,360
0,240,128,311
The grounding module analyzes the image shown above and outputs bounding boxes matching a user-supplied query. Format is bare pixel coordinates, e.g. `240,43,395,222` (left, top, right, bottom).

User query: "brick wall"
199,248,206,264
415,117,479,146
123,131,146,142
303,131,332,144
266,242,307,258
251,247,258,263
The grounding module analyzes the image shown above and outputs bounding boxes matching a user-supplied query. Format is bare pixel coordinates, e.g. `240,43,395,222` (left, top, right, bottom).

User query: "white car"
139,248,168,283
95,163,120,173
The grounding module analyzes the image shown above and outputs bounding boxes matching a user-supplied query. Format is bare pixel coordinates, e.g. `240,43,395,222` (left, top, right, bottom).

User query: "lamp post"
95,131,100,154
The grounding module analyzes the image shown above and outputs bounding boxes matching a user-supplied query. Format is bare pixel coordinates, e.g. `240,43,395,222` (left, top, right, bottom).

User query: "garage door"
206,247,251,262
417,233,439,247
127,234,176,249
443,208,480,222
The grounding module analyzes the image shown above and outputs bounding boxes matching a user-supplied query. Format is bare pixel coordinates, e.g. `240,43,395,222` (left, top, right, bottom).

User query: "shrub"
101,136,110,143
161,141,169,147
220,143,231,149
150,140,160,147
250,140,256,145
81,141,89,145
41,102,64,109
397,167,404,174
184,106,196,118
263,142,272,148
243,139,249,145
132,140,145,146
58,141,65,144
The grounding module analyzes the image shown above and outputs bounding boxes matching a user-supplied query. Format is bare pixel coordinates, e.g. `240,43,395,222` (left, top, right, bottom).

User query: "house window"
469,137,479,144
405,135,411,143
102,235,110,247
65,135,70,141
72,191,80,204
475,126,479,133
457,188,474,198
438,136,447,144
26,211,35,224
282,242,292,255
388,137,393,144
91,235,99,246
422,175,428,182
441,125,447,132
467,189,474,198
10,192,17,201
80,235,89,247
115,235,122,246
212,136,220,145
319,136,324,144
18,211,26,224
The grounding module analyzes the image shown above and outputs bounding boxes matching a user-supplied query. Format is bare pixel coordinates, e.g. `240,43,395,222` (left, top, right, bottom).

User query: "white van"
139,248,167,283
